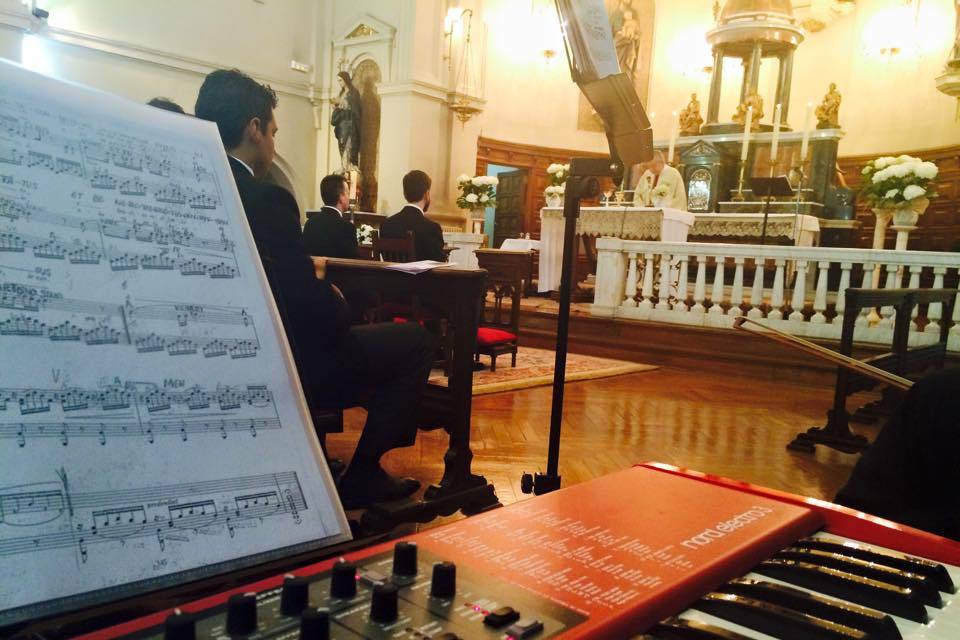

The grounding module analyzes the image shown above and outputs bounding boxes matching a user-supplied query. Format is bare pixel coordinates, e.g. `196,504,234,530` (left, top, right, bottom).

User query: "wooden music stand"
749,176,793,245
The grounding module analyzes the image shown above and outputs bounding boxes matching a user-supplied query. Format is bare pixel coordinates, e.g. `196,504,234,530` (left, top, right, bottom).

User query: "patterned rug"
429,346,657,396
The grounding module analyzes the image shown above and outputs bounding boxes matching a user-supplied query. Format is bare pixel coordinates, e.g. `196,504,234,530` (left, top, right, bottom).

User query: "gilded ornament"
678,93,704,135
732,91,764,130
815,83,841,129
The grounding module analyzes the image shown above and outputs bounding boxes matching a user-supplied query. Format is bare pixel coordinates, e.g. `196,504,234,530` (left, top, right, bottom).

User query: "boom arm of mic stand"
522,156,622,496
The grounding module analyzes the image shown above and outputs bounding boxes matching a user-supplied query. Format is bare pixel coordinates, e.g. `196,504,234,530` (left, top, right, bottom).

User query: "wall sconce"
445,7,482,125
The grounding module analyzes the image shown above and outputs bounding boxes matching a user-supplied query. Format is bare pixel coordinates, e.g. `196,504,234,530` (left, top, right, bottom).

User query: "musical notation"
0,470,306,561
0,380,279,447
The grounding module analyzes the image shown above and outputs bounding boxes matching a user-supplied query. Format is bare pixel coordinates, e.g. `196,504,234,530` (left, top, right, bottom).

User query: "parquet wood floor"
326,366,881,530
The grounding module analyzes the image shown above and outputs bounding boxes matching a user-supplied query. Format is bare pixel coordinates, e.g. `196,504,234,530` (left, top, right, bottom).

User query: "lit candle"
740,106,753,162
770,103,782,163
799,102,813,162
667,110,679,163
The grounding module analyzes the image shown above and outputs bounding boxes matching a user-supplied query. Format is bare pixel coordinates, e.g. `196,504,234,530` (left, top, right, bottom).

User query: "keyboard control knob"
393,541,418,577
430,562,457,599
281,575,310,615
163,610,196,640
299,607,330,640
330,560,357,599
370,583,399,624
226,592,258,636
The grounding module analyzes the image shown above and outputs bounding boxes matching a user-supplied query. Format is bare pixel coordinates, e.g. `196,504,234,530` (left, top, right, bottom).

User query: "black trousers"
835,367,960,540
313,322,436,460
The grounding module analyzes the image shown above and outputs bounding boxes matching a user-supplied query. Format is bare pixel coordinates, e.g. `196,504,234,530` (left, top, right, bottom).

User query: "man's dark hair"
147,97,185,114
320,174,348,206
194,69,277,149
403,170,432,202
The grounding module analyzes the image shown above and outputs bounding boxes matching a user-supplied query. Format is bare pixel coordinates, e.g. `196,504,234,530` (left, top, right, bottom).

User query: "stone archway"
354,59,381,212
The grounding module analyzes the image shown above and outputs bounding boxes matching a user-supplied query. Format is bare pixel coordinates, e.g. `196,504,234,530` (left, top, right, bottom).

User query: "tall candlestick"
740,106,753,162
799,102,813,161
667,110,678,163
770,103,782,163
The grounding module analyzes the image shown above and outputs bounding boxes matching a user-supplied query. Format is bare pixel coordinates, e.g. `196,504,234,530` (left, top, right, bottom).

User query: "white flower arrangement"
860,155,938,208
546,163,570,187
456,174,497,210
356,223,374,244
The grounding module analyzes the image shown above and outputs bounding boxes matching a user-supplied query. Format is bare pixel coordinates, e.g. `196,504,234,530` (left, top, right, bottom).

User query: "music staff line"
0,470,306,561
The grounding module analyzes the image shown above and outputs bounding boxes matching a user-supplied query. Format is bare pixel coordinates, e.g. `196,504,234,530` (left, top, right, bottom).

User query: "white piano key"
674,608,779,640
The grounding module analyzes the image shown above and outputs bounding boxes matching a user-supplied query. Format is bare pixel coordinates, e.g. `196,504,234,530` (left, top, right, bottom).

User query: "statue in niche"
612,0,643,78
331,71,362,171
732,91,764,131
815,82,842,129
679,93,703,135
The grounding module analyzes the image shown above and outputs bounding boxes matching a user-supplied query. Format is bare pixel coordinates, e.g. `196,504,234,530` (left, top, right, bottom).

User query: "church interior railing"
591,239,960,352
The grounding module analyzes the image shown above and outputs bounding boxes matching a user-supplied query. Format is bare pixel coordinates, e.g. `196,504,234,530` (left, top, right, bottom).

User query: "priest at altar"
631,150,687,211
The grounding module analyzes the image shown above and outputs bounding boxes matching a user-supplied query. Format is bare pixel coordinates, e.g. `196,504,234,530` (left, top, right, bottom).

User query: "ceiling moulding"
792,0,856,33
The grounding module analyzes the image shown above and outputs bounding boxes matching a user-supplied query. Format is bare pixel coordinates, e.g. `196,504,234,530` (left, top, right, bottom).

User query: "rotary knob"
392,541,418,578
430,562,457,599
281,575,310,616
226,592,258,636
163,609,196,640
330,560,357,599
299,607,330,640
370,583,399,624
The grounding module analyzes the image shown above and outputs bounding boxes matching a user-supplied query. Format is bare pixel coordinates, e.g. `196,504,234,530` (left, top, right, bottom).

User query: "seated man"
303,174,359,259
380,170,446,262
632,150,687,210
195,69,435,508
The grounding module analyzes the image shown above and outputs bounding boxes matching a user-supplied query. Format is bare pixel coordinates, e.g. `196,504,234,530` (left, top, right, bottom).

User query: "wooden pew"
314,258,500,531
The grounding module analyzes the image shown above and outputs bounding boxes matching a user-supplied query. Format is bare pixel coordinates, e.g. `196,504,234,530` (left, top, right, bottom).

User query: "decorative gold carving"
815,83,841,129
732,91,764,130
346,24,378,38
679,93,704,135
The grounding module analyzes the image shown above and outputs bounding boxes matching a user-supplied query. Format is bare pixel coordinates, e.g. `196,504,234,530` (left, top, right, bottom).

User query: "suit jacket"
303,206,358,259
633,164,687,210
228,157,350,390
380,205,445,262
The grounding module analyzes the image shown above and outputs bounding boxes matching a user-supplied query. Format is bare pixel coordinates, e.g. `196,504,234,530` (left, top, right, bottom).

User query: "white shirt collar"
406,203,425,215
229,155,255,177
321,205,343,218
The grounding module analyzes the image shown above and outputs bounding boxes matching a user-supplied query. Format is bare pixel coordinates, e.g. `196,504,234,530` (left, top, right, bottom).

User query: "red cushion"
476,327,517,346
392,317,425,326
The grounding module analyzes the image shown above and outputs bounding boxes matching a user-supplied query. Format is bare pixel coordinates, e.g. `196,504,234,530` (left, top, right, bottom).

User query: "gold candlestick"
731,162,747,202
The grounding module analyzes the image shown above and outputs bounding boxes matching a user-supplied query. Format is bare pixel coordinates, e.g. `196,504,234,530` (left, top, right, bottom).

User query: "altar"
538,207,820,292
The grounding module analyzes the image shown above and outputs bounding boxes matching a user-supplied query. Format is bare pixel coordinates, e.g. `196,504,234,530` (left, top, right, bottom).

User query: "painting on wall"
577,0,655,132
354,59,381,212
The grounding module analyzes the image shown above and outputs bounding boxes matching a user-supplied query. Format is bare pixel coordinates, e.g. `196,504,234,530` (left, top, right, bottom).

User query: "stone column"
747,42,762,97
776,49,795,125
707,47,724,124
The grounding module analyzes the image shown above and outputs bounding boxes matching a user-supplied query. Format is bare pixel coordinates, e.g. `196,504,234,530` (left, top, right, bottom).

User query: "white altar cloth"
500,238,541,252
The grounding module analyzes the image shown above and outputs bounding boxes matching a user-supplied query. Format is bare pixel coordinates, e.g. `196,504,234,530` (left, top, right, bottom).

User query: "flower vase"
871,197,929,251
545,191,563,208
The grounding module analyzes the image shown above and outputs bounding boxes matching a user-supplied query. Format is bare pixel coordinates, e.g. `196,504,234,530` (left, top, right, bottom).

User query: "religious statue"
678,93,703,135
732,91,764,131
331,71,362,171
611,0,643,78
815,82,842,129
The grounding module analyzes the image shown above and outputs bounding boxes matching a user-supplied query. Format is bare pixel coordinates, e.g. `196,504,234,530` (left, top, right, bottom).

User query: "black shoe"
338,464,420,510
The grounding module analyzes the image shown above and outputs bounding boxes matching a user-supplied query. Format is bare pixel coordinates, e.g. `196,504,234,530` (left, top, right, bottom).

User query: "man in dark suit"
195,69,434,509
303,174,358,259
380,170,446,262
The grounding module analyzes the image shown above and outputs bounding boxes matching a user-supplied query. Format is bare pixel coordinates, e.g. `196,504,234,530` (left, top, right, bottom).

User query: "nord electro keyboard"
72,464,960,640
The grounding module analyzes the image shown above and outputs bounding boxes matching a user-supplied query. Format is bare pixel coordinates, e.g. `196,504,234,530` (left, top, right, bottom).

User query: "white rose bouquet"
356,223,374,244
456,174,497,210
860,155,938,208
546,163,570,188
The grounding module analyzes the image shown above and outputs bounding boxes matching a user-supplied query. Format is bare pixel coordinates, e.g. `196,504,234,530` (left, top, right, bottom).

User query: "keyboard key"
646,616,755,639
754,558,929,623
693,592,867,639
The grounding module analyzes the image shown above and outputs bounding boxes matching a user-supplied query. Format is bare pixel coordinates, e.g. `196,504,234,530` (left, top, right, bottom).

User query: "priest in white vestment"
632,151,687,210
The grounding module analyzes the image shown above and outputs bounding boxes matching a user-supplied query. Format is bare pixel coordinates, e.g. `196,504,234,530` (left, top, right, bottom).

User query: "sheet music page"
0,60,350,625
557,0,620,81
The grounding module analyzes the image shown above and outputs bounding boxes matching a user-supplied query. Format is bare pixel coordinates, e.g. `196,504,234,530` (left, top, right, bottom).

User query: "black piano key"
646,616,755,639
721,579,902,640
797,537,956,594
693,592,867,640
775,547,943,607
755,558,929,623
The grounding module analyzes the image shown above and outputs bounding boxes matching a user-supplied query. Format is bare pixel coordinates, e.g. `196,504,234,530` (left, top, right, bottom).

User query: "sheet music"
0,60,350,625
557,0,620,81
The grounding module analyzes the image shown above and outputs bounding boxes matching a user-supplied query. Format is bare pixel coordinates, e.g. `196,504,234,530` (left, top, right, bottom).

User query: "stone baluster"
691,254,707,313
622,251,638,307
811,260,830,324
878,263,898,328
907,264,922,329
747,257,765,319
834,261,852,325
768,258,786,320
708,255,726,315
675,256,689,312
656,253,672,311
857,261,875,328
952,289,960,338
788,259,808,322
727,256,745,317
925,266,947,334
639,252,655,310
